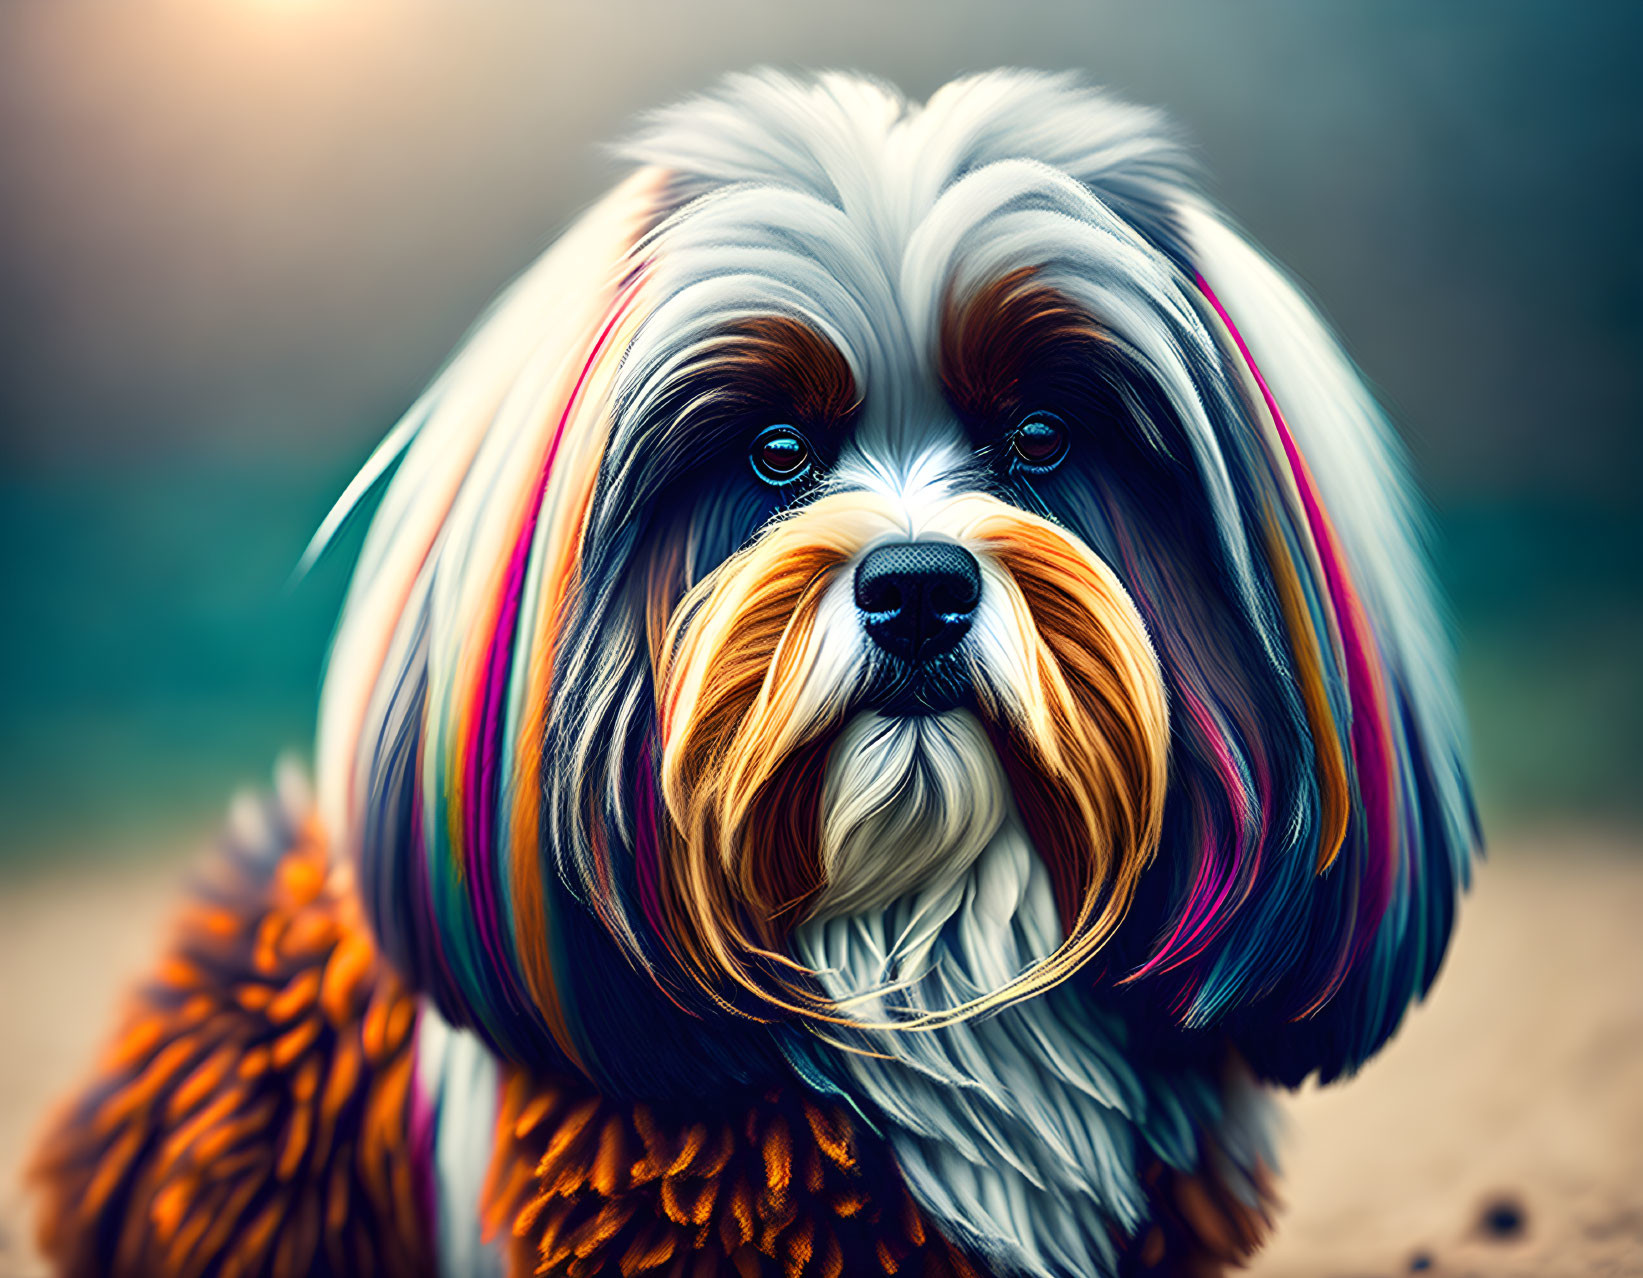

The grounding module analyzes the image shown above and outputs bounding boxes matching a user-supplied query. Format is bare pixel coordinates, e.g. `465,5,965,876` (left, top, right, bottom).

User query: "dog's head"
316,71,1476,1096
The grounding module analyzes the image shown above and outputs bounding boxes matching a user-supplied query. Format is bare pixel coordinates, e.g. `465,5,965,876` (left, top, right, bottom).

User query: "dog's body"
32,71,1476,1278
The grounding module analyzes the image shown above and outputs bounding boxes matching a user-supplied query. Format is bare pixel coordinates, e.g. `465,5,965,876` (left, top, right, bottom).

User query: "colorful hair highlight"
315,171,669,1070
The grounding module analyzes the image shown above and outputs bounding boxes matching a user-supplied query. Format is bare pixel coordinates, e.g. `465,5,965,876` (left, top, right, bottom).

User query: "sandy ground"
1,829,1639,1277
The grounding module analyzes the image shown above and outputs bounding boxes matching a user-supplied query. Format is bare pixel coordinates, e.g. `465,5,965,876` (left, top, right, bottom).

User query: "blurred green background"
0,0,1638,862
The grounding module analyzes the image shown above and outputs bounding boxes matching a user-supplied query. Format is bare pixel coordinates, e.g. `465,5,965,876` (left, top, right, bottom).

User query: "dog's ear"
311,169,669,1066
1009,79,1480,1082
1109,202,1479,1086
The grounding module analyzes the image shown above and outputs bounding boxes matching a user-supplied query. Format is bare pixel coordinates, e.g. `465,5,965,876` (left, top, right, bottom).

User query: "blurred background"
1,0,1638,857
0,4,1639,1275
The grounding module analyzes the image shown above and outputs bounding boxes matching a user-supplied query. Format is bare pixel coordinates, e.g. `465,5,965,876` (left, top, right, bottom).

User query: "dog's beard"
652,487,1169,1023
645,485,1212,1278
794,810,1141,1278
812,709,1008,924
797,713,1265,1278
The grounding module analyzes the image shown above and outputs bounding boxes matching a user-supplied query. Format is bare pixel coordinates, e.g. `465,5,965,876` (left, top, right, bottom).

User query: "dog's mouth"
861,651,975,717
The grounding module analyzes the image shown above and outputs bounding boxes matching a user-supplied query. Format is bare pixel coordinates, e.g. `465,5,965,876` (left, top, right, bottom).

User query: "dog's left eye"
750,425,814,486
1009,412,1070,473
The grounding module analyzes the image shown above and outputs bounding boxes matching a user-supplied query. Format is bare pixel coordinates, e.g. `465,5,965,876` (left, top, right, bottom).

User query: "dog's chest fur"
792,814,1274,1278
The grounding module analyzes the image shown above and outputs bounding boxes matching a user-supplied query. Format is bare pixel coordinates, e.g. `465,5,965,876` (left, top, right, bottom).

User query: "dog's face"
316,71,1475,1095
641,272,1176,1033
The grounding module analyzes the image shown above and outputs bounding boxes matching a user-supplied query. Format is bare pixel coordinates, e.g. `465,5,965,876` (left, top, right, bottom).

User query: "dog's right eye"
750,425,814,487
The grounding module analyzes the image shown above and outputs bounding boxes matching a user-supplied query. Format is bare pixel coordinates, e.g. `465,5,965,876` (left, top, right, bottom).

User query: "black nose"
854,540,981,663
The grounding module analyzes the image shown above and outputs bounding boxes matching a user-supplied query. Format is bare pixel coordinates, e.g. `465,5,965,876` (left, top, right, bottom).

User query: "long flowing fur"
655,489,1168,1025
303,67,1478,1273
794,812,1273,1278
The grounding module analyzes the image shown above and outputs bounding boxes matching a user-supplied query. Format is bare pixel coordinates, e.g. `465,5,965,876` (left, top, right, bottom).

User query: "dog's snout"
854,541,980,663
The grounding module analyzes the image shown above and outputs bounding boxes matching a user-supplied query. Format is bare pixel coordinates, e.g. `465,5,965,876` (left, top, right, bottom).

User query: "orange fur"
655,488,1168,1028
481,1065,983,1278
28,823,432,1278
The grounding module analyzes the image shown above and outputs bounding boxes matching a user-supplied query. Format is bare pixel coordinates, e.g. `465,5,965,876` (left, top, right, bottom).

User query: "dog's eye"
1009,412,1069,472
750,425,814,486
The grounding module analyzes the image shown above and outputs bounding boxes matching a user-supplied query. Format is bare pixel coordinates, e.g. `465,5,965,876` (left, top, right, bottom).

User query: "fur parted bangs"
313,67,1476,1109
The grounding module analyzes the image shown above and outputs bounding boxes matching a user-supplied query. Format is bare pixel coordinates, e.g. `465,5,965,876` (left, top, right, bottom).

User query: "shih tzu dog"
32,70,1478,1278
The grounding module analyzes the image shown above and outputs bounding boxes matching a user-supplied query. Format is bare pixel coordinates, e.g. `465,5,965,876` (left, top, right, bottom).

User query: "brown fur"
481,1067,984,1278
940,266,1119,432
28,820,432,1278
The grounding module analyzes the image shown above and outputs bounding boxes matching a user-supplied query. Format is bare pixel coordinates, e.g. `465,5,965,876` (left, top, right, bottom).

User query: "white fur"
414,1003,506,1278
797,803,1248,1278
813,710,1008,923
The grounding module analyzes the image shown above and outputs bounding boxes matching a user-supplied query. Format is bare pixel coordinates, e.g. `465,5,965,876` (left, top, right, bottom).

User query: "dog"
31,69,1478,1278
